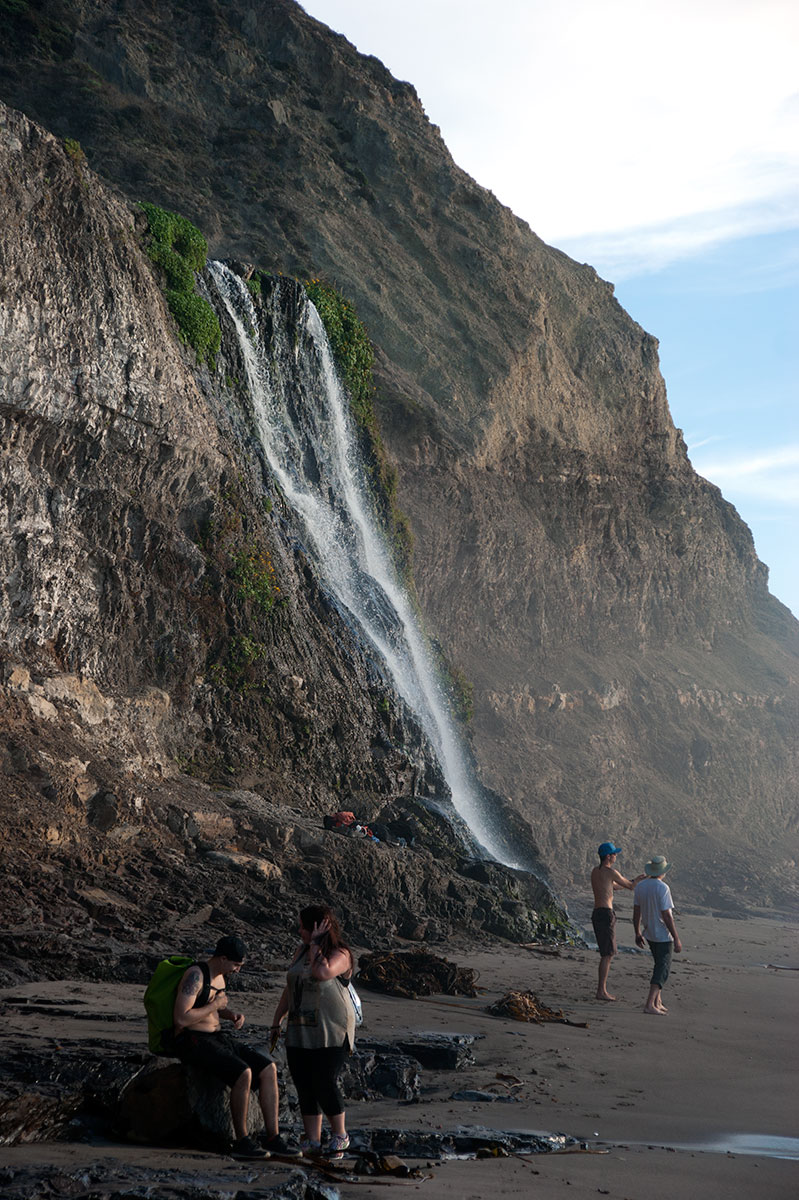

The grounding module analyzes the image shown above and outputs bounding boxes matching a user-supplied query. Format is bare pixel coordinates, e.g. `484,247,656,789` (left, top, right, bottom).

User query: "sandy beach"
2,909,797,1198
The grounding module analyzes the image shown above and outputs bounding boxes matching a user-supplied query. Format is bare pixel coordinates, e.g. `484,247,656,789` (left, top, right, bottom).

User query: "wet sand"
2,910,797,1198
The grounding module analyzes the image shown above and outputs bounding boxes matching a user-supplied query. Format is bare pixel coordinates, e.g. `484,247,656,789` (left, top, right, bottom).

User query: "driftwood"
357,951,478,999
495,1071,524,1094
518,942,562,957
487,989,588,1028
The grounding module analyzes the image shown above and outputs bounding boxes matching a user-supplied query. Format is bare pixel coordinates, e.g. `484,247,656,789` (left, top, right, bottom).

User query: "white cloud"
304,0,799,275
439,1,799,241
688,435,727,452
558,197,799,280
691,445,799,503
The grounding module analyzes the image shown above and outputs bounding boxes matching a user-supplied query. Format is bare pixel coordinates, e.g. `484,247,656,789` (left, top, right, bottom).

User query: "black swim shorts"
172,1028,274,1087
591,907,617,957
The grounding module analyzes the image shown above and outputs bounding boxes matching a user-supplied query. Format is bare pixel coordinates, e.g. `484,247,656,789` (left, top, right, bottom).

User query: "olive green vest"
284,947,355,1050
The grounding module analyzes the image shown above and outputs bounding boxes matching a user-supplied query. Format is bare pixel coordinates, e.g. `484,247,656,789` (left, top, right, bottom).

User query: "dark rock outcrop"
1,0,797,907
361,1035,477,1073
0,1038,147,1146
0,1162,336,1200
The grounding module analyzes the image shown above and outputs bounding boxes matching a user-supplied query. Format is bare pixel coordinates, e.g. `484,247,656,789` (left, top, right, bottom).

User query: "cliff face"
0,103,562,984
1,0,798,911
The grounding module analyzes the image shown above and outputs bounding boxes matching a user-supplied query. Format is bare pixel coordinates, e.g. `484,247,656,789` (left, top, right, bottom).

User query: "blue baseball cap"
598,842,621,857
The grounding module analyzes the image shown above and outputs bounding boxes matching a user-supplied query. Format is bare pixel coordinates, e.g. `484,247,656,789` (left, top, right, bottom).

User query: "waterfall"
208,262,528,870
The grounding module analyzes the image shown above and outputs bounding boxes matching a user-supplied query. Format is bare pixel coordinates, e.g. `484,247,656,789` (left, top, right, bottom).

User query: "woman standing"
271,904,355,1159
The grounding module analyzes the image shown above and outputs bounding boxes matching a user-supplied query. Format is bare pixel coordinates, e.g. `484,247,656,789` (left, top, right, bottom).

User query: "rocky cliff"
0,102,564,986
1,0,797,915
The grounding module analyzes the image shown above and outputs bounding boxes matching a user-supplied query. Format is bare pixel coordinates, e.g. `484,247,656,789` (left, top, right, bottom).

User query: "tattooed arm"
172,965,228,1034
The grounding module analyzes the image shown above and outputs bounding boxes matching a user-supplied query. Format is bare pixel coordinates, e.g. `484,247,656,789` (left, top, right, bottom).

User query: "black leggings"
286,1043,349,1116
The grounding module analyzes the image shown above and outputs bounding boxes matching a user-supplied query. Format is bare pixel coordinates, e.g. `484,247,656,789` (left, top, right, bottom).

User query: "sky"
301,0,799,617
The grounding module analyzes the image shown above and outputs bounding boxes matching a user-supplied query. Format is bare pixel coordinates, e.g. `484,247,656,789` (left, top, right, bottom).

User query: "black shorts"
591,907,617,957
172,1028,275,1088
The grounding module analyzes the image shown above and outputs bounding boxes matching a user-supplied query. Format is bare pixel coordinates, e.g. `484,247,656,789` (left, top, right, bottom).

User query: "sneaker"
326,1134,350,1161
299,1137,322,1157
262,1132,302,1157
231,1135,268,1160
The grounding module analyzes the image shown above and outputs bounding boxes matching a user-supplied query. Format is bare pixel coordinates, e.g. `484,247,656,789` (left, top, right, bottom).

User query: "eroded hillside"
0,0,797,908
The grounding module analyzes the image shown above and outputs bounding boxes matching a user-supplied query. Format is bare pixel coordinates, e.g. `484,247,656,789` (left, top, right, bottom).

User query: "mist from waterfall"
208,262,527,869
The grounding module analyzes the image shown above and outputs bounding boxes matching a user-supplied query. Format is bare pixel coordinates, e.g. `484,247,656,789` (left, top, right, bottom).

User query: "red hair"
300,904,349,959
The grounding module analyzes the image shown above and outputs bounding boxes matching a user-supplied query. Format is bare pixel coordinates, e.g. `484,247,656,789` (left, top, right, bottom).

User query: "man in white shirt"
633,855,682,1015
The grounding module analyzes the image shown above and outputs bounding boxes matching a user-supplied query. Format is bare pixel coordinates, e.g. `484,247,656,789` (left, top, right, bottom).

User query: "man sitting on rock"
171,934,297,1160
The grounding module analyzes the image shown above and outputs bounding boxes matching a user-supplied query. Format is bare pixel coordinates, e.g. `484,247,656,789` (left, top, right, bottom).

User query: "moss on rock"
139,201,220,365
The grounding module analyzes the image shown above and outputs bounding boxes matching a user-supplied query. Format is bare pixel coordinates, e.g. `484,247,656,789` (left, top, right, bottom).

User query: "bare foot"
595,992,616,1001
643,1005,667,1015
656,1003,669,1013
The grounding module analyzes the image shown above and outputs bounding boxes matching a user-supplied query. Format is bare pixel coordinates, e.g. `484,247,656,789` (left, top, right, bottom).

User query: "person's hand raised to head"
311,917,331,944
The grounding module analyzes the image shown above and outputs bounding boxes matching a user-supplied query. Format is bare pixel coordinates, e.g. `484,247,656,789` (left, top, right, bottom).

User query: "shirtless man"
170,934,297,1160
591,842,644,1000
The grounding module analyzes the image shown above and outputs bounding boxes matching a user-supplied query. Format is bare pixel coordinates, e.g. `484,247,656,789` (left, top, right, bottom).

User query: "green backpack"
144,955,204,1053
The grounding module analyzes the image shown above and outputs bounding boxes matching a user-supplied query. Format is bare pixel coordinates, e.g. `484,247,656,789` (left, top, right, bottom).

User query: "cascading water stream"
208,261,528,869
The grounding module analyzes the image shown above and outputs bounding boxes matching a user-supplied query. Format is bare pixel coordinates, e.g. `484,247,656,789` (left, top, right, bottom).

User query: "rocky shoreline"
2,913,797,1200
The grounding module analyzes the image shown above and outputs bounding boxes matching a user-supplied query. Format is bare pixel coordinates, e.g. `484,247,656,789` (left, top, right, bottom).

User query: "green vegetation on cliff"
138,202,220,365
231,542,279,617
63,137,85,166
304,279,414,579
196,484,282,693
304,279,375,420
446,663,475,725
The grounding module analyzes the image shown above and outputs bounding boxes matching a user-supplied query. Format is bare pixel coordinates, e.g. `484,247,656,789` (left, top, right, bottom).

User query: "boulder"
357,1033,477,1072
339,1048,421,1102
118,1058,278,1147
